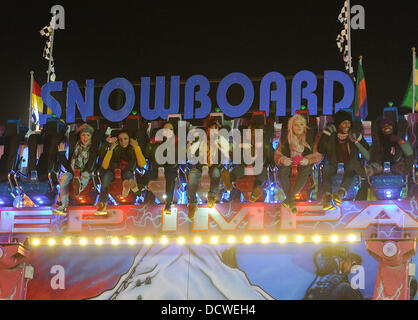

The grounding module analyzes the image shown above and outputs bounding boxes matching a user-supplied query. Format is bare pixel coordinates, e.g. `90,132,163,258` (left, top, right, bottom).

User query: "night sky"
0,0,417,125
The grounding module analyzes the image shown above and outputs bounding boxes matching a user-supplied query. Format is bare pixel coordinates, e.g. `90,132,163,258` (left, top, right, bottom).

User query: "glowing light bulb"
177,237,185,245
161,236,168,245
145,237,153,245
227,236,236,244
32,238,40,246
278,236,287,244
244,236,253,244
194,237,202,244
210,236,219,245
348,234,356,243
331,235,339,243
63,238,71,246
80,238,88,246
261,236,270,244
111,237,120,246
296,235,304,243
48,238,56,246
128,237,136,246
313,235,321,243
95,238,104,246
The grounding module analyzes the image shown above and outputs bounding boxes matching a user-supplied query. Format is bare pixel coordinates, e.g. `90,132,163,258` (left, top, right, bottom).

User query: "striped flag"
353,57,368,120
401,52,418,112
32,78,52,127
336,0,353,74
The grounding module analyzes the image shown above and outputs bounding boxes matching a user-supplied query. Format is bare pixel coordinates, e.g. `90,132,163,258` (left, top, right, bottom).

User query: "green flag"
401,55,418,112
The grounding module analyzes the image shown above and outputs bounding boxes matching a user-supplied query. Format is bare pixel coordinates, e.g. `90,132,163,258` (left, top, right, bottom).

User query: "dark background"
0,0,417,125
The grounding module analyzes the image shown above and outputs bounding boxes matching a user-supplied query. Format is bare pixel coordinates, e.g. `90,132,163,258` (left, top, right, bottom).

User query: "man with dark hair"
318,110,370,210
367,117,414,177
304,246,364,300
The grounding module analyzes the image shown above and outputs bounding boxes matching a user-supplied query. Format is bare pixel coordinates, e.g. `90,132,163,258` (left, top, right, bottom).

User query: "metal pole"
413,47,416,114
29,71,34,129
46,16,56,85
347,0,353,75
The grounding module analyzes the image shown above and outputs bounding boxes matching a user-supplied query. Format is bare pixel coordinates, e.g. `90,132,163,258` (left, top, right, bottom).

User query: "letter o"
99,78,135,122
217,72,254,117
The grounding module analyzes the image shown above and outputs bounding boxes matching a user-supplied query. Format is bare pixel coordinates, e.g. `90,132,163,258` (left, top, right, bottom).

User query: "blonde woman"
274,114,322,213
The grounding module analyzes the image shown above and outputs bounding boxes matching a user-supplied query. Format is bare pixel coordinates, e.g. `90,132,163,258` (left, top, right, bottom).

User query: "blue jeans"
187,165,221,204
98,169,134,203
59,171,91,207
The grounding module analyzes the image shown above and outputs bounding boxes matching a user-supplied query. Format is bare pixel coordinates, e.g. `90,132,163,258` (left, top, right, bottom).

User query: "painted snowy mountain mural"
90,244,274,300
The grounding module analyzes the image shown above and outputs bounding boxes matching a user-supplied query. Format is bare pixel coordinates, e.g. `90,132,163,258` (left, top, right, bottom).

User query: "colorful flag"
31,79,52,126
353,57,368,120
401,54,418,112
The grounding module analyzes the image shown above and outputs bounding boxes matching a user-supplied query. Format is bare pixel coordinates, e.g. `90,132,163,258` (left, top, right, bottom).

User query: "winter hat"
80,124,94,136
334,110,352,129
379,117,395,129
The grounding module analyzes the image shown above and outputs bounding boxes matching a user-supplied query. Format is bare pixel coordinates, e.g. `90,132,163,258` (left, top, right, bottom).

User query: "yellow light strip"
27,233,361,246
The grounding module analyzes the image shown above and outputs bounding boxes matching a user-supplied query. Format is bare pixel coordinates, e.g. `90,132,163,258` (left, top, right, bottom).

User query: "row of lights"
29,234,360,247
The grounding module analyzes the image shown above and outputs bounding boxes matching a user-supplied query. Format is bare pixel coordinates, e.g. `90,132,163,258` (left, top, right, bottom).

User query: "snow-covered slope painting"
90,244,274,300
26,241,387,300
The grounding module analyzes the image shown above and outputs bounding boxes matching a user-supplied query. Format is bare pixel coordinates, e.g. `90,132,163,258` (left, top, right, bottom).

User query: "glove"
350,132,363,144
323,124,337,136
292,155,304,165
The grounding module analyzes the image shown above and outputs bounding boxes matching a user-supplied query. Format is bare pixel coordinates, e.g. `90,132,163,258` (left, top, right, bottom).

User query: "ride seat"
69,169,98,205
108,168,137,204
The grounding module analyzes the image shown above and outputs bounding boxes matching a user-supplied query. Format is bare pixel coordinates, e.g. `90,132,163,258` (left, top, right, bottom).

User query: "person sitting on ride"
221,122,273,203
95,130,146,215
143,121,179,214
366,117,414,177
53,123,96,216
318,110,370,210
187,118,230,219
274,114,322,213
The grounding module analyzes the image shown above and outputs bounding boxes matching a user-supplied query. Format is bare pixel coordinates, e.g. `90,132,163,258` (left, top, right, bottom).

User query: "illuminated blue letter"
41,81,63,125
99,78,135,122
66,80,94,123
291,71,317,115
217,72,254,118
140,76,180,120
323,70,354,114
184,75,211,119
259,72,286,116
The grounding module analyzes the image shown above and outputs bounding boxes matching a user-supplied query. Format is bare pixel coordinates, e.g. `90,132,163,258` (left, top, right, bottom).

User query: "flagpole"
29,71,34,129
347,0,353,75
413,47,416,114
46,16,55,85
46,14,55,90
